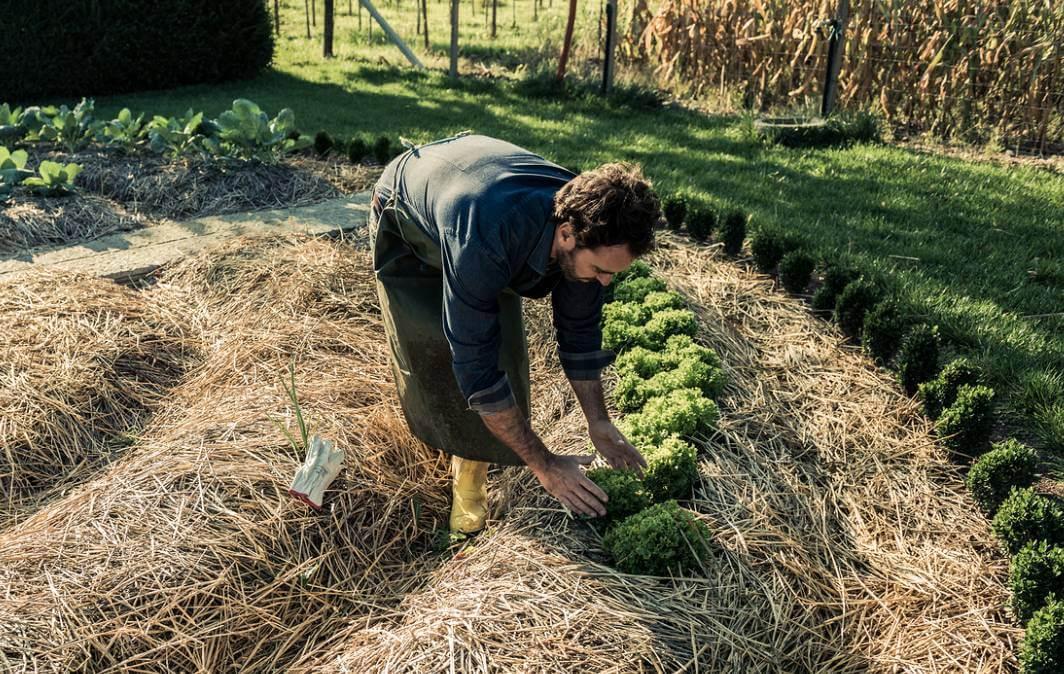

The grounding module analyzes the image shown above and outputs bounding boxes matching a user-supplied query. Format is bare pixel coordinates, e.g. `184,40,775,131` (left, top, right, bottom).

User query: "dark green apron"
369,185,532,466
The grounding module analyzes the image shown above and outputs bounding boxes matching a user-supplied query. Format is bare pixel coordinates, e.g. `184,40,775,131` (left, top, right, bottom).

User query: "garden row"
658,200,1064,672
0,97,404,202
583,261,727,576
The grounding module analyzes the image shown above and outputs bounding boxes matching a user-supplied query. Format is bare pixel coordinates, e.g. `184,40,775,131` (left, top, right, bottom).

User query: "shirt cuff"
559,349,616,380
467,372,518,414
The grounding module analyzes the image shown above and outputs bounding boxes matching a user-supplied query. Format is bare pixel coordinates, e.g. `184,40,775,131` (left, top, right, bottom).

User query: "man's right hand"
532,454,609,518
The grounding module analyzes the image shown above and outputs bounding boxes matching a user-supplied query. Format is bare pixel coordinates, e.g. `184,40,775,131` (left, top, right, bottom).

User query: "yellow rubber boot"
449,455,489,534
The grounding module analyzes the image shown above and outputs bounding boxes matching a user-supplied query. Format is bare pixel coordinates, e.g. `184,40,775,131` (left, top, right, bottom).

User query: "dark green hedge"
1,1,273,101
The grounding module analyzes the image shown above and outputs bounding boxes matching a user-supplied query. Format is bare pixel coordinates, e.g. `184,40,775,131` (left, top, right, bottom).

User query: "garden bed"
1,144,380,255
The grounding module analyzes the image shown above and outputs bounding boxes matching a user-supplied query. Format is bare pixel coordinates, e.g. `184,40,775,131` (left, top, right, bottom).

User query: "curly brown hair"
552,162,661,257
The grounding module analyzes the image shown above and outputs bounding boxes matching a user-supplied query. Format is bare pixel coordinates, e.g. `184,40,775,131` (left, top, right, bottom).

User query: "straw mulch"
295,232,1019,672
0,230,1019,672
0,269,191,525
37,146,381,220
0,194,148,254
0,235,450,672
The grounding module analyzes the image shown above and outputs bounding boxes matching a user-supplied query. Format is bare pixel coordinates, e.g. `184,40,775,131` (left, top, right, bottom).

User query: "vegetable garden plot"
0,230,1021,671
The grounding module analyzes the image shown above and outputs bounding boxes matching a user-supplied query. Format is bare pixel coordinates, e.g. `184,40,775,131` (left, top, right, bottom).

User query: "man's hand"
531,454,609,518
588,419,647,477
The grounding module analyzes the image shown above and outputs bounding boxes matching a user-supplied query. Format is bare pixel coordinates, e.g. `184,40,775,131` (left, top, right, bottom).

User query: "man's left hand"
588,419,647,476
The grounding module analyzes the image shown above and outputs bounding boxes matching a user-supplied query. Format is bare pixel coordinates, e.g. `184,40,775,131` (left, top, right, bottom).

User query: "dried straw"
296,232,1019,672
45,147,380,220
0,269,191,525
0,230,1019,672
0,235,449,672
0,194,147,254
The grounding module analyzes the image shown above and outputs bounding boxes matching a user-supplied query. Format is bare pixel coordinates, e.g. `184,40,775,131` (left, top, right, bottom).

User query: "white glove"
289,434,345,510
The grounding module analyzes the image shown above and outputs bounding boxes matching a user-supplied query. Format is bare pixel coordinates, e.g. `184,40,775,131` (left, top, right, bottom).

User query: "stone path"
0,192,371,284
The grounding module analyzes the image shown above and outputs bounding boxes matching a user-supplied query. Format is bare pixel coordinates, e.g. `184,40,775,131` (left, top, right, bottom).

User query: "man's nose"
598,273,613,286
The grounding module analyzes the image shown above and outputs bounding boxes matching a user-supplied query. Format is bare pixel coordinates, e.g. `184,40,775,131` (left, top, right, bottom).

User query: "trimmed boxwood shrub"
347,136,370,163
811,262,860,312
686,207,716,242
1011,540,1064,622
1020,598,1064,674
662,194,688,231
991,487,1064,556
917,358,985,420
778,250,816,294
719,211,746,257
613,276,667,304
602,500,713,576
860,299,910,366
966,439,1040,514
373,136,393,165
750,228,801,273
620,389,719,445
834,278,883,338
934,384,996,460
314,130,334,157
586,467,653,524
1,0,273,100
896,324,941,395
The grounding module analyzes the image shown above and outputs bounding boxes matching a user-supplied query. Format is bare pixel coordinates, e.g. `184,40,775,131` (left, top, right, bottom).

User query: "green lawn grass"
12,0,1064,463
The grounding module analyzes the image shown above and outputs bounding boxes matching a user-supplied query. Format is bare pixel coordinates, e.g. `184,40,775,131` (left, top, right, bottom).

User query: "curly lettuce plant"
602,500,713,576
619,388,719,445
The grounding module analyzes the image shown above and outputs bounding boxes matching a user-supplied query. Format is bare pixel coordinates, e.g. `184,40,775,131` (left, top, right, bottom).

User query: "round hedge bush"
917,357,985,420
896,324,941,395
750,229,800,273
1011,540,1064,623
991,487,1064,556
662,194,688,231
934,383,996,461
811,262,860,313
860,299,910,366
1020,598,1064,674
966,439,1040,514
834,278,883,339
779,250,816,294
602,500,713,576
719,211,746,257
686,207,716,242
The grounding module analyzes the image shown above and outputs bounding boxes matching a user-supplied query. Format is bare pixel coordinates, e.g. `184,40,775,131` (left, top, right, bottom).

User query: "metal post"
821,0,849,117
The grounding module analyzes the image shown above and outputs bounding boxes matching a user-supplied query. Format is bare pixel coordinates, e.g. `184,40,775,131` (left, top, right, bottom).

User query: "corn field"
626,0,1063,151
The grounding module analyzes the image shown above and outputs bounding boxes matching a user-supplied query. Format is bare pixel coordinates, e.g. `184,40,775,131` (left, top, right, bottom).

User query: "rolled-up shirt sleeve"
441,243,517,415
552,278,615,380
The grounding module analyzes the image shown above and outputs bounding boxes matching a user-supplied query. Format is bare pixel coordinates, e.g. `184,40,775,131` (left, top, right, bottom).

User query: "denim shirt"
376,134,616,414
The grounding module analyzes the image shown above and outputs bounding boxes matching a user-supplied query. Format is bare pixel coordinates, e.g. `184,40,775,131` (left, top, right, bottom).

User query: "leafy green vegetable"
602,500,713,576
586,467,653,524
21,159,81,196
0,104,27,142
0,146,31,198
619,388,718,445
31,98,100,152
213,99,312,162
98,108,147,153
